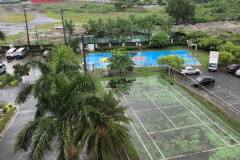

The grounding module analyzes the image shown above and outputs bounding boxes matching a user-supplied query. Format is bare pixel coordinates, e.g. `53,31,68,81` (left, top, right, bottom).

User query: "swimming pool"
86,50,201,68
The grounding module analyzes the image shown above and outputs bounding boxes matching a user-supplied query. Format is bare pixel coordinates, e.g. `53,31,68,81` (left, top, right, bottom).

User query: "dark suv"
193,76,215,88
227,64,240,73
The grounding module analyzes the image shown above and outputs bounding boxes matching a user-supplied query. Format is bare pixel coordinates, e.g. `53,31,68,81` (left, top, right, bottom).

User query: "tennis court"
114,76,240,160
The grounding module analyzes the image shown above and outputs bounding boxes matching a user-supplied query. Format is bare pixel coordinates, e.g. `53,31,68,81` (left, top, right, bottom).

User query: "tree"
64,20,75,38
15,46,138,160
158,55,185,70
151,32,170,48
166,0,196,24
108,49,134,74
219,51,235,66
0,30,6,41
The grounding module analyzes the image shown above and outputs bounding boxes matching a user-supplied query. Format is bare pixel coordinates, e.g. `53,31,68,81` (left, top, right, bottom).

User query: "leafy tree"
108,49,134,74
0,30,6,41
158,55,185,70
13,63,30,77
219,51,234,65
166,0,196,24
151,32,170,48
198,36,224,50
114,0,134,10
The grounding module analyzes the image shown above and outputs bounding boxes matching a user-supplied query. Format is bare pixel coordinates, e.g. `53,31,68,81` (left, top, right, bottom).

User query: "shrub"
0,74,20,88
13,63,30,77
219,51,235,66
198,36,225,50
151,32,170,48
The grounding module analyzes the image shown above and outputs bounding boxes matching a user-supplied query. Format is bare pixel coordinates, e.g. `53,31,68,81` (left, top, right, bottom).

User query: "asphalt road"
182,70,240,114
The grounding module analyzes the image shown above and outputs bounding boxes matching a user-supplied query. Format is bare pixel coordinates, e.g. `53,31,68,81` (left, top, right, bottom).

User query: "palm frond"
27,60,51,75
15,84,33,104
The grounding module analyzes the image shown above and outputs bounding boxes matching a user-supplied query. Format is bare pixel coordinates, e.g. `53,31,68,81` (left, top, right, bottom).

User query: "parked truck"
208,51,219,72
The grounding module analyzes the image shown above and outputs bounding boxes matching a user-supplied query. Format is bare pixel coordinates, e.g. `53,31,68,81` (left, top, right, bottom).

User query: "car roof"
7,48,16,52
16,47,25,52
198,76,214,79
230,64,240,67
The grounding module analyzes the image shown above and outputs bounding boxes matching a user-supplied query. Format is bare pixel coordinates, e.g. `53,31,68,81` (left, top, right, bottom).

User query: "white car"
181,66,201,75
235,69,240,77
0,62,6,74
13,47,26,59
6,48,17,59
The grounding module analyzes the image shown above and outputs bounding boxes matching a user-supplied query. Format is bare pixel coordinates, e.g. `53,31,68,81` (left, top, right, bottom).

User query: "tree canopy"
158,55,185,70
0,30,6,41
166,0,196,24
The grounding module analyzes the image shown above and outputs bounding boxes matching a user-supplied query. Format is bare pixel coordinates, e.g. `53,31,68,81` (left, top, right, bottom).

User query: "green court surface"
114,76,240,160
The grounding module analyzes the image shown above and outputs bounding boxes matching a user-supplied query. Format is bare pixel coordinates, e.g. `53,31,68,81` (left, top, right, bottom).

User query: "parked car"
227,64,240,74
6,48,17,59
13,47,26,59
0,62,6,74
235,69,240,77
193,76,215,88
181,66,201,75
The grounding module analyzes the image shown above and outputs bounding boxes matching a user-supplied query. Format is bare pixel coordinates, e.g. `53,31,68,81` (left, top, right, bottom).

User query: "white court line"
157,81,230,146
128,115,154,160
160,80,240,144
144,92,177,128
119,90,166,159
165,143,240,160
149,124,204,134
135,104,183,113
134,108,159,113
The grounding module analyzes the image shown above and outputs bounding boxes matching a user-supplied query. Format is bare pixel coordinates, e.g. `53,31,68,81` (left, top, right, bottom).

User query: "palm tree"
15,46,139,160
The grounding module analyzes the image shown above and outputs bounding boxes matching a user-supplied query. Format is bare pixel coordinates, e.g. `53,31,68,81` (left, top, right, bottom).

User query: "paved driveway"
181,70,240,115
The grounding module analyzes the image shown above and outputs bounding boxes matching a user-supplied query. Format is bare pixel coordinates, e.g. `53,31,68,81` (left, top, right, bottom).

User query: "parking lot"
181,70,240,115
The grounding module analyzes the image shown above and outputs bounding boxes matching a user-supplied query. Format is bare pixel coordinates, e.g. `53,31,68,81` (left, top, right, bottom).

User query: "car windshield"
196,77,203,82
209,63,216,67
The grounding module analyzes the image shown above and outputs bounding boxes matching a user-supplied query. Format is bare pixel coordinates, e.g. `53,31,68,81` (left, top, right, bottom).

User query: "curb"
0,105,19,139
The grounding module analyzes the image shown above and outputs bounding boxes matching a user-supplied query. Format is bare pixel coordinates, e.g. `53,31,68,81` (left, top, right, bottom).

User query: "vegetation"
0,74,21,88
166,0,196,24
151,32,170,48
14,46,138,160
64,19,75,38
13,64,30,77
0,104,16,134
158,55,185,70
108,49,135,75
0,30,6,41
219,51,235,66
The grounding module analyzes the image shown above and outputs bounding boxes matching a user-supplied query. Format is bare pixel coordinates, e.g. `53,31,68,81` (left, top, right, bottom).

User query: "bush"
0,74,21,88
151,32,170,48
13,63,30,77
198,36,225,50
0,104,16,133
219,51,235,66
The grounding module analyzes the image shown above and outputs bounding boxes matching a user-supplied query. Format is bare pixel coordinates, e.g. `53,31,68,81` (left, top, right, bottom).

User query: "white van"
13,47,26,59
6,48,17,59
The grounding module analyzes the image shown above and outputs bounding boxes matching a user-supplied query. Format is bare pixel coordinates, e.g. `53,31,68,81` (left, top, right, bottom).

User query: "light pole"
24,9,30,49
60,8,67,45
81,35,87,74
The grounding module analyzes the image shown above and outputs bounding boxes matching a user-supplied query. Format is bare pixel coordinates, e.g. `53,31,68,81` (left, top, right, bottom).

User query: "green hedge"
0,104,16,133
0,74,21,88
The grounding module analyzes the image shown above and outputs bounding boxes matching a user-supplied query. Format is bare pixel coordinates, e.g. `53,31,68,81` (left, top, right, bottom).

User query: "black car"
227,64,240,73
193,76,215,88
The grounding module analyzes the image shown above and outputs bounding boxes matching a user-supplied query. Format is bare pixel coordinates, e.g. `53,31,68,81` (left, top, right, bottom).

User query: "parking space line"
148,124,204,134
165,143,240,160
161,81,240,144
119,90,166,159
144,92,177,128
220,95,236,99
229,102,240,106
158,81,230,146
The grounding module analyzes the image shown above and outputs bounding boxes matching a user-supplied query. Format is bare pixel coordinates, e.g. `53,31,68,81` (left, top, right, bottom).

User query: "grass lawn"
0,13,35,23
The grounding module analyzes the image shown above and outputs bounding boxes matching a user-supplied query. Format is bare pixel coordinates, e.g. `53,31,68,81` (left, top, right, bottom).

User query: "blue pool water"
86,50,201,68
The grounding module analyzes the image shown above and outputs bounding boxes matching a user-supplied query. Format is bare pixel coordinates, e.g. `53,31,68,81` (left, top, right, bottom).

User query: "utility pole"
24,9,30,49
81,35,87,74
60,8,67,45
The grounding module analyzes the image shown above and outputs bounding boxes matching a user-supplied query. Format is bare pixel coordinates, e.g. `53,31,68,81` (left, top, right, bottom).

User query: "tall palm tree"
15,46,139,160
